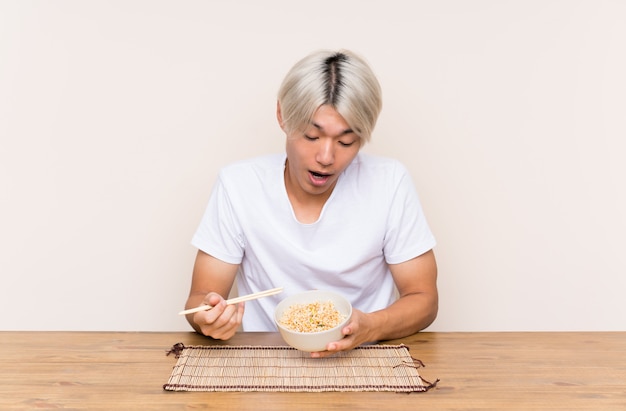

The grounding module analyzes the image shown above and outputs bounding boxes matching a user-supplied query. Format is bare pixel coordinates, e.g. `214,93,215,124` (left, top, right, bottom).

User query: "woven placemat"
163,343,437,393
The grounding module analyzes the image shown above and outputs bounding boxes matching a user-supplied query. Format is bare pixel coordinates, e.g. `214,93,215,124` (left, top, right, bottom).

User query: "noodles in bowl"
274,290,352,352
278,300,345,333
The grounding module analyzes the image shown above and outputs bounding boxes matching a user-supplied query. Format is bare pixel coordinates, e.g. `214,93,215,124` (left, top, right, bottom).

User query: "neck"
284,161,334,223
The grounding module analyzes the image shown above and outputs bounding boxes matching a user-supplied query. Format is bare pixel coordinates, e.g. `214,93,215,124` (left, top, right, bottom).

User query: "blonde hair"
277,49,382,144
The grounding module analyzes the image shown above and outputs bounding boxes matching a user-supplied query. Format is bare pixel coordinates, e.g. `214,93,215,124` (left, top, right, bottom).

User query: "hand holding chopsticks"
178,287,284,315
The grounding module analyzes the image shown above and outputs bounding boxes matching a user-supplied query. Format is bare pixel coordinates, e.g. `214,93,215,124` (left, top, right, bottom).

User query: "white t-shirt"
191,152,436,331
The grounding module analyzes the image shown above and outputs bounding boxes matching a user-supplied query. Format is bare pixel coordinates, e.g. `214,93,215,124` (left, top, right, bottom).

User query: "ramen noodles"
278,301,345,333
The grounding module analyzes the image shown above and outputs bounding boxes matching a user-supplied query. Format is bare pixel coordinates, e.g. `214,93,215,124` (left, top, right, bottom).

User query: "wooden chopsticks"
178,287,284,315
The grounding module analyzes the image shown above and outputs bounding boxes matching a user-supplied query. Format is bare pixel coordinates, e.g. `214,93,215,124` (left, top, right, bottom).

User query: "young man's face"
282,105,361,201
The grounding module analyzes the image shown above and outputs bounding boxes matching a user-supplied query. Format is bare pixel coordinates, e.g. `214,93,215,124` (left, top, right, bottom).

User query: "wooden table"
0,331,624,410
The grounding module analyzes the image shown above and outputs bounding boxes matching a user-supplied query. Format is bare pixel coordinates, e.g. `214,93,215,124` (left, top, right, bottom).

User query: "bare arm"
312,249,438,357
369,249,438,340
185,250,243,339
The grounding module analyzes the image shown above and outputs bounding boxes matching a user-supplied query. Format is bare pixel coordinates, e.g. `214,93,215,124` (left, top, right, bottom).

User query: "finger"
199,304,238,339
203,292,226,307
235,301,245,324
212,303,240,327
310,346,343,359
310,337,355,359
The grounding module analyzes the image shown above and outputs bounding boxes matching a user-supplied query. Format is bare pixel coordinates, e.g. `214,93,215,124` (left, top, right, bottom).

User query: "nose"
315,139,335,166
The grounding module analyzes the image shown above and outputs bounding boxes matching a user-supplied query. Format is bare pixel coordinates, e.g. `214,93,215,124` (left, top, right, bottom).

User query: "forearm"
184,292,210,332
185,251,240,335
366,250,438,341
368,291,438,342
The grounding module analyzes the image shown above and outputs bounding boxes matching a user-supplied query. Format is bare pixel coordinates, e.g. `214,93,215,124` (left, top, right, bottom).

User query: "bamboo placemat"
163,344,437,393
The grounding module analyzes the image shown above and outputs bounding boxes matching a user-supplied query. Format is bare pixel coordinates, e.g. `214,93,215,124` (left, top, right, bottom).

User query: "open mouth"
309,170,332,185
310,171,330,179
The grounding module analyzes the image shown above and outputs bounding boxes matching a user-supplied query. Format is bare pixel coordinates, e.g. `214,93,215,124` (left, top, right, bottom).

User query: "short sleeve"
191,175,245,264
383,163,436,264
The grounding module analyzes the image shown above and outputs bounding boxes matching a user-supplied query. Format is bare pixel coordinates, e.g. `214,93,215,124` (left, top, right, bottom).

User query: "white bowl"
274,290,352,352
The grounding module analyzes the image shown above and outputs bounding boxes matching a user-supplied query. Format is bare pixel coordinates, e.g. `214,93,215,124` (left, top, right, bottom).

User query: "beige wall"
1,1,625,331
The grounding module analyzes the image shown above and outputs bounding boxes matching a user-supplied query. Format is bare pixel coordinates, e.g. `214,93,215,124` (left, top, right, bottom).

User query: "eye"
304,134,318,141
338,140,357,147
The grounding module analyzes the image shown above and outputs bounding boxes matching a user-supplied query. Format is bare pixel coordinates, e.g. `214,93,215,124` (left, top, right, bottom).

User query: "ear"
276,100,285,131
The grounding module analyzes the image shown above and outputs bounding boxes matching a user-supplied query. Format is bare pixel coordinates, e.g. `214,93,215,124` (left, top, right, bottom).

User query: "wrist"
364,310,389,342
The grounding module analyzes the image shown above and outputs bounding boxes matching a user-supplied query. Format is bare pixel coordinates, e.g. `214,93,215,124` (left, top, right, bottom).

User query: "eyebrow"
312,122,354,136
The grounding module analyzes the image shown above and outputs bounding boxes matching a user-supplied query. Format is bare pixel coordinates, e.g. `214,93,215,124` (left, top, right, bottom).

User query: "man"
185,49,438,358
